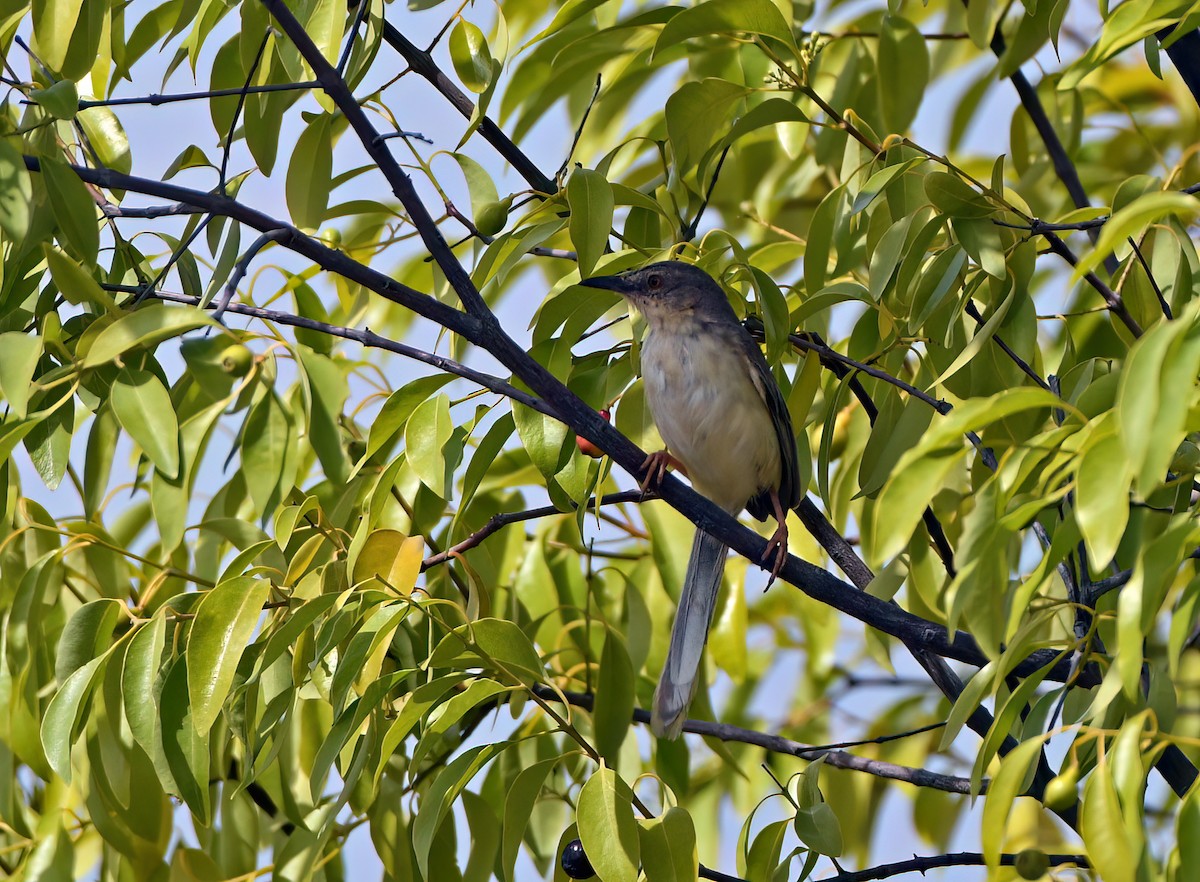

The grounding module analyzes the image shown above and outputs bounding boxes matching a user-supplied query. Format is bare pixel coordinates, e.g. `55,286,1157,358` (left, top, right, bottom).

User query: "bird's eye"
647,274,663,291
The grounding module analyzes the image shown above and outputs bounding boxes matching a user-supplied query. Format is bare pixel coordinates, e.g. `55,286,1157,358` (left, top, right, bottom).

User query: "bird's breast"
641,324,782,513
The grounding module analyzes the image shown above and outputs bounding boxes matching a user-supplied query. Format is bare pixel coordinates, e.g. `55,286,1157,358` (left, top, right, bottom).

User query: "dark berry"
561,838,595,879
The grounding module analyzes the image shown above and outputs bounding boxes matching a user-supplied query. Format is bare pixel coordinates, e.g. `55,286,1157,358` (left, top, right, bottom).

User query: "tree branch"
379,19,556,195
534,687,977,794
828,851,1088,882
136,288,553,416
421,491,645,569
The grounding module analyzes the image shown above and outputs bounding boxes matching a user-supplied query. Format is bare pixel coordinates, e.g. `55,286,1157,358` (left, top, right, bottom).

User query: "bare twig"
534,687,977,794
421,491,645,569
828,851,1088,882
215,228,289,320
380,21,556,194
74,81,319,109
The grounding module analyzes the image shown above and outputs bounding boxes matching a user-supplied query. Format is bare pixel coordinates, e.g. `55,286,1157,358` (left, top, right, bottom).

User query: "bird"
580,261,801,738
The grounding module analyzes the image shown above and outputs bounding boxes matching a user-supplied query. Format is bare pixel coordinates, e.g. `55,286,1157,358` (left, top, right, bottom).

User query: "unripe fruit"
220,343,254,377
1014,848,1050,880
317,227,342,248
560,839,595,880
1042,769,1079,810
474,196,513,237
576,409,610,458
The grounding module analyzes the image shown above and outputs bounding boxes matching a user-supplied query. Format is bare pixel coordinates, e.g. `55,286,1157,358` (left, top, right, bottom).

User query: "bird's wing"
739,330,801,520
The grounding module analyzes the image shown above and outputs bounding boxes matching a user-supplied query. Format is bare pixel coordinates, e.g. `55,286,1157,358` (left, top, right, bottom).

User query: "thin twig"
379,21,555,194
421,491,645,569
215,228,289,320
533,687,977,794
74,81,319,109
133,287,553,416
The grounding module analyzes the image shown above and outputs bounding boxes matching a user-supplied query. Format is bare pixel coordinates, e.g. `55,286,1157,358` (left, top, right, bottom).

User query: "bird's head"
579,261,734,328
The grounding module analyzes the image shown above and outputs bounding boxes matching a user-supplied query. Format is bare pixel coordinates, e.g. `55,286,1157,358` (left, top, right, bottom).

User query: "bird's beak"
579,273,635,295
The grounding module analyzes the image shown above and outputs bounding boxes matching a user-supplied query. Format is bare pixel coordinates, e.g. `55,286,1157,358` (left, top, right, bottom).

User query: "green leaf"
241,391,292,512
980,735,1046,868
295,344,350,484
512,400,569,480
501,755,562,882
449,19,494,93
123,617,171,784
593,629,635,764
41,653,107,781
876,15,928,134
365,374,455,463
111,366,181,479
41,155,99,265
0,333,43,418
567,168,614,277
665,78,750,172
577,763,640,882
43,245,119,311
78,106,132,175
0,138,33,241
453,152,500,216
413,742,506,878
287,114,333,231
30,80,79,119
56,598,122,682
655,0,798,57
1080,752,1138,882
83,304,215,366
405,393,454,495
1075,425,1131,569
25,387,74,490
793,803,842,857
638,808,698,882
32,0,85,72
1072,191,1200,282
160,656,210,822
429,618,544,685
186,576,271,734
924,171,994,219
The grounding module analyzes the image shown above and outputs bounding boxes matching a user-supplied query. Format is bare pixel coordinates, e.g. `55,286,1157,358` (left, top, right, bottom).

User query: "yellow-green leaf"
186,576,271,734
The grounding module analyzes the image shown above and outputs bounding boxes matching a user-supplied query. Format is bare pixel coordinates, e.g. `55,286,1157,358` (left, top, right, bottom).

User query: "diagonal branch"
262,0,492,318
829,851,1088,882
20,153,1088,687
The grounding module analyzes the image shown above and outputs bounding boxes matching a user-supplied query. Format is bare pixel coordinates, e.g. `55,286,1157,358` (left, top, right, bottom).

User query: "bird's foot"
640,449,687,495
761,489,790,588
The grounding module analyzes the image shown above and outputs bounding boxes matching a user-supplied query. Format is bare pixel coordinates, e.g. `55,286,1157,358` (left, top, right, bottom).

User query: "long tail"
651,529,727,739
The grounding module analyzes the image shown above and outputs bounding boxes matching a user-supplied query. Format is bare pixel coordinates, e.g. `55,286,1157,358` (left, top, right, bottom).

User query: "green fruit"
1042,769,1078,810
1014,849,1050,880
317,227,342,248
474,196,513,237
220,343,254,377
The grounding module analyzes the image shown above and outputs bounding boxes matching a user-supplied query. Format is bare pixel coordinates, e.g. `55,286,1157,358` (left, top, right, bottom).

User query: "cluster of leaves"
2,0,1200,878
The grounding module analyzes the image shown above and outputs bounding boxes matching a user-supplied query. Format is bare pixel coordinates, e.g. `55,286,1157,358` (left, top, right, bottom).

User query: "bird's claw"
640,450,685,496
762,488,790,589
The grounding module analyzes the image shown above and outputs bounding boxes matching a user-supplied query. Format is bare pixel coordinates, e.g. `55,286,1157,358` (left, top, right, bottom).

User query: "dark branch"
534,687,977,794
421,491,645,569
828,851,1088,882
133,287,550,415
379,20,556,194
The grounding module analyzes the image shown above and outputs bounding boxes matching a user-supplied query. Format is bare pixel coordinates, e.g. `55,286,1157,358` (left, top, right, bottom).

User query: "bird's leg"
640,449,688,494
761,487,790,586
